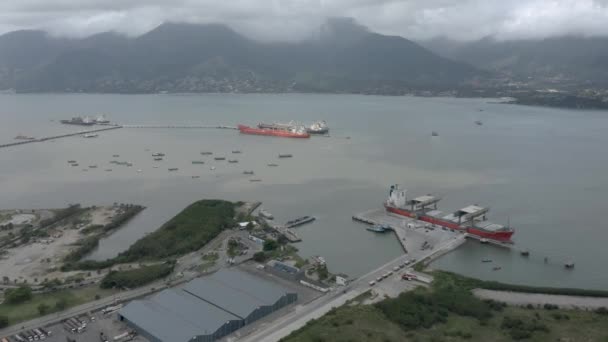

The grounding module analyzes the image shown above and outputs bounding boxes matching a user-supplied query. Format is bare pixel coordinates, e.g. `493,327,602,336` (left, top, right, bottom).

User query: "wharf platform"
271,225,301,242
354,208,467,256
121,124,237,129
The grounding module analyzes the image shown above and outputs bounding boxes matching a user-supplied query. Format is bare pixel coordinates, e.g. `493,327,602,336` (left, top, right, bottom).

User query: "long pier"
121,124,237,129
0,126,122,149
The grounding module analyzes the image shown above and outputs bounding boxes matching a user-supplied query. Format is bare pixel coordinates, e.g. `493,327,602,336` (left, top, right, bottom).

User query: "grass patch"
283,272,608,342
100,262,174,289
0,286,118,326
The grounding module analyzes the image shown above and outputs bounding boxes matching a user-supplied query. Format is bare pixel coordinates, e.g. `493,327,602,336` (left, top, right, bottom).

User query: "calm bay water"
1,93,607,290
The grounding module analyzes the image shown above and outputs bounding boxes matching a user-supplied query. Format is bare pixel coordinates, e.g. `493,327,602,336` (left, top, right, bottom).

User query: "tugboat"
482,258,493,263
306,121,329,135
366,224,391,233
243,171,254,175
520,250,530,257
95,115,110,124
228,159,238,163
492,266,502,271
564,261,575,269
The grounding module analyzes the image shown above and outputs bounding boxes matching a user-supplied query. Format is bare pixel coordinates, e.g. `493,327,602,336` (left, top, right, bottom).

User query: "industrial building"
118,269,297,342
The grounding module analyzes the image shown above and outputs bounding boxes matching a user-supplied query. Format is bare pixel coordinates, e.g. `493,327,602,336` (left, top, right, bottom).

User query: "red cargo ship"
384,185,514,242
238,123,310,138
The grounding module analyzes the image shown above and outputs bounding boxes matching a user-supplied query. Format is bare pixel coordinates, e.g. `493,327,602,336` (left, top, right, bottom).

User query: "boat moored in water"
239,123,310,138
384,185,514,242
306,120,329,134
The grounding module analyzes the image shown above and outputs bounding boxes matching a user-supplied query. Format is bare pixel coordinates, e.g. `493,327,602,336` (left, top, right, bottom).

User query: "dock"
0,126,122,149
353,208,467,255
271,225,301,242
284,216,316,228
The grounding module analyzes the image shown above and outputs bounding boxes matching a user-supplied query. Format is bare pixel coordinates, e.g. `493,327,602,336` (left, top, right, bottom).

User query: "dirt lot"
0,206,122,285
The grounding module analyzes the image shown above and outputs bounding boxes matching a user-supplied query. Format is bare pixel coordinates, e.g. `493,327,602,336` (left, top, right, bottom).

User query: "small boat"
200,152,213,155
366,224,391,233
306,120,329,135
152,153,165,157
192,176,200,179
520,250,530,256
492,266,502,271
82,169,88,172
565,261,575,269
285,216,316,228
278,154,293,158
480,238,489,244
153,166,159,169
192,161,205,164
243,171,254,175
214,157,226,161
249,179,262,182
259,208,274,220
14,135,36,140
475,120,483,126
154,157,163,161
71,163,79,166
89,165,98,168
232,150,242,154
210,166,216,170
267,163,279,167
83,133,98,138
105,169,112,172
168,168,179,171
126,163,133,167
112,154,120,157
67,160,76,163
137,169,143,173
228,159,238,163
431,131,439,137
482,259,492,263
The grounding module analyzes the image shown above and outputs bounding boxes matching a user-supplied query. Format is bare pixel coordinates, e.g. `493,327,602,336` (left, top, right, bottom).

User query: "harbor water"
1,93,608,290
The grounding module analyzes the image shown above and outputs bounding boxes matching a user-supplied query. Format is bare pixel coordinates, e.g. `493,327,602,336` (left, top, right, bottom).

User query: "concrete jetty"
354,208,466,256
121,124,237,129
0,126,122,149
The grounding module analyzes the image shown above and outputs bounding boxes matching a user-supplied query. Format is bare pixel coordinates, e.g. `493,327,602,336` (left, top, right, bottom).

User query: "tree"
253,251,267,262
263,239,278,251
0,315,8,329
55,298,68,311
5,285,32,304
38,303,50,315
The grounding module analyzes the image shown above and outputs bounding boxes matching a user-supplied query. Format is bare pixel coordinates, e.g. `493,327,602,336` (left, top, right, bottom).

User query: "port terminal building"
118,269,297,342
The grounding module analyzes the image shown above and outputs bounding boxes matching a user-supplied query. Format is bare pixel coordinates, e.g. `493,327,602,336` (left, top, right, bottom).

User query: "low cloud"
1,0,608,41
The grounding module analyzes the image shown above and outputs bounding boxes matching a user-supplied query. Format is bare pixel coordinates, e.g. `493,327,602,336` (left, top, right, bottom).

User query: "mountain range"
420,36,608,86
0,19,480,94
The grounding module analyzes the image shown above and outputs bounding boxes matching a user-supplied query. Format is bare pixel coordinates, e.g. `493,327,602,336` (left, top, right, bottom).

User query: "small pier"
271,225,301,242
0,126,122,149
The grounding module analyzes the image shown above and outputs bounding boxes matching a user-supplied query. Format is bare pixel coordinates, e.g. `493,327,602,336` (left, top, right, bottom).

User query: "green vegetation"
0,286,118,325
227,238,240,257
100,262,174,289
263,239,279,251
435,271,608,298
4,285,33,304
283,272,608,342
70,200,235,271
39,204,86,228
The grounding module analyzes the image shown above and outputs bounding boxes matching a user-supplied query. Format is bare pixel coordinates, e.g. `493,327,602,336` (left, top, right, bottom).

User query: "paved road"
473,289,608,309
239,235,465,342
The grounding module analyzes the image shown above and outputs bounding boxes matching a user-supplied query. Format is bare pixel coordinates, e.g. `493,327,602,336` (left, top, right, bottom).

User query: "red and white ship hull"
238,125,310,138
385,204,514,242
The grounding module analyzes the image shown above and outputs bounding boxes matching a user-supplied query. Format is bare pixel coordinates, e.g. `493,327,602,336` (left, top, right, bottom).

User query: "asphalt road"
239,235,465,342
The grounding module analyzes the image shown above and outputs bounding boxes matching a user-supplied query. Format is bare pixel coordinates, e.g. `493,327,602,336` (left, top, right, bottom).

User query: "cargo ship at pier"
238,123,310,138
384,185,514,242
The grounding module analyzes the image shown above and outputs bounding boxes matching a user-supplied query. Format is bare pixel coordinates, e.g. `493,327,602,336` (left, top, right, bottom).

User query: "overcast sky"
2,0,608,41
